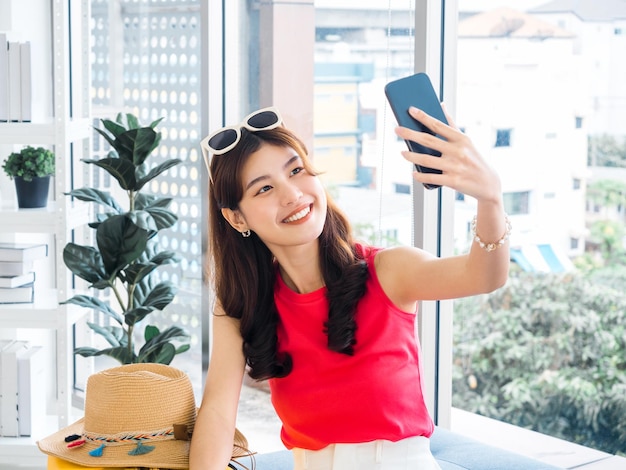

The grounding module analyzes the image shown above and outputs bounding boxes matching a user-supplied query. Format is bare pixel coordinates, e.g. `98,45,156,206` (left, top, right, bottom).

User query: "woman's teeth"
284,206,310,223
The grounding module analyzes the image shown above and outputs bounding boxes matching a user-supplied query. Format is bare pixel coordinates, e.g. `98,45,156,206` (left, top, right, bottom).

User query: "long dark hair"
206,126,368,380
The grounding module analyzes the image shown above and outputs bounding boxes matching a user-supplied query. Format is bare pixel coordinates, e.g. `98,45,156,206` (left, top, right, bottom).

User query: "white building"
530,0,626,136
455,7,588,267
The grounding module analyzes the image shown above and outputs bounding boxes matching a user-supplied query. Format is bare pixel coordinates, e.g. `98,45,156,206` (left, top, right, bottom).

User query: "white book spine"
0,341,28,437
7,41,21,123
19,41,31,122
0,34,8,122
0,341,16,434
17,346,45,436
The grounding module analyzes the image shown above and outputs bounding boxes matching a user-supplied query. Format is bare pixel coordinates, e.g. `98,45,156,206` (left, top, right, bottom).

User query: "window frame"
412,0,458,429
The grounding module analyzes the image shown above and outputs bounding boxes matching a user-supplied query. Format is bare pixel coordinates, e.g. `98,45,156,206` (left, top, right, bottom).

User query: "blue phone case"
384,72,448,189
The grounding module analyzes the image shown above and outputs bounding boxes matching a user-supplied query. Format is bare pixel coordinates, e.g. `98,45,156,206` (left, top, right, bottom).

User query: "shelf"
0,411,82,467
0,202,90,232
0,435,47,467
0,289,87,329
0,118,91,145
1,1,94,460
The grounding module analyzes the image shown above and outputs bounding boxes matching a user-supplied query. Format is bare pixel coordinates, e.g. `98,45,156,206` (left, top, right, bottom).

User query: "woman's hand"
395,106,501,205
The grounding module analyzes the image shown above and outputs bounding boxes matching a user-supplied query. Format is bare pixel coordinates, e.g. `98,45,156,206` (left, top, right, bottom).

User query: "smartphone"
384,72,448,189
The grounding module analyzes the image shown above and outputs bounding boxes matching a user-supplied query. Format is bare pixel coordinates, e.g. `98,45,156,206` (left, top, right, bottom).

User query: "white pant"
292,436,442,470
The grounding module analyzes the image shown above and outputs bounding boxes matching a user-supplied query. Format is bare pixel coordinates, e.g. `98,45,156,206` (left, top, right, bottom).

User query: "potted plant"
61,113,190,365
2,145,55,208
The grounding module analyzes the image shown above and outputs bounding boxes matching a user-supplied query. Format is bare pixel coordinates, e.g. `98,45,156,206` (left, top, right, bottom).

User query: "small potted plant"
2,145,55,208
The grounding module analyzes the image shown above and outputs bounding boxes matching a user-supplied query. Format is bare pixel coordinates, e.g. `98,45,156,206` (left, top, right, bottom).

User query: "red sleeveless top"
269,243,434,450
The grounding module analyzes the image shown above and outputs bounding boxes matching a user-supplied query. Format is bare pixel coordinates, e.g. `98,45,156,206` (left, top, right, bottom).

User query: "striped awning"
510,244,574,273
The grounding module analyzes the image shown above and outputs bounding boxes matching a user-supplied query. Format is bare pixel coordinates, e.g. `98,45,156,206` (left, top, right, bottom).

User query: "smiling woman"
189,94,509,469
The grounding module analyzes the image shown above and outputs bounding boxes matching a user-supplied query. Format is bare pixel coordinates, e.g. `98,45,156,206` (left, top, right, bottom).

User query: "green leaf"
125,113,140,130
74,346,136,364
123,262,158,285
150,251,181,266
137,326,189,363
149,117,164,129
108,326,129,347
127,210,159,232
134,193,172,211
176,344,191,355
86,321,122,347
135,159,181,191
153,343,176,364
63,243,107,283
96,215,149,275
147,207,178,230
124,306,154,326
144,324,160,342
115,128,160,166
100,118,127,138
94,126,118,149
82,157,137,190
60,295,122,324
142,281,177,310
65,187,123,213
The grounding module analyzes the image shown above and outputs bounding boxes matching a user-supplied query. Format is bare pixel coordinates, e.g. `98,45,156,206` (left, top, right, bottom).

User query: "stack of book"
0,243,48,304
0,33,32,123
0,340,45,437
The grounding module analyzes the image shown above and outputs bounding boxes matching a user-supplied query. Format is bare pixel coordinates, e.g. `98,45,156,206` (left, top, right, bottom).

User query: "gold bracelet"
471,214,512,252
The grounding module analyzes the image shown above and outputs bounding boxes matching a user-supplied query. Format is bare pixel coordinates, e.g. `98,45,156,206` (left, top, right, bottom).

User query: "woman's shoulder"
373,245,434,282
354,241,383,260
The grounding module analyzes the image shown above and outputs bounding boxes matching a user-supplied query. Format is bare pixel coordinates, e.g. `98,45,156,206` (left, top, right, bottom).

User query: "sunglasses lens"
208,128,238,152
247,111,279,129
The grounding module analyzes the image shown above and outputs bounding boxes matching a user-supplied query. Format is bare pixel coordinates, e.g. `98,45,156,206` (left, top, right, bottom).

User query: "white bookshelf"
0,0,92,463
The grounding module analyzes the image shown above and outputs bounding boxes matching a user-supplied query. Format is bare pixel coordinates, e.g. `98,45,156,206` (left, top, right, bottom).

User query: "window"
494,128,512,147
575,116,584,128
503,191,530,215
92,0,626,460
394,183,411,195
453,1,626,458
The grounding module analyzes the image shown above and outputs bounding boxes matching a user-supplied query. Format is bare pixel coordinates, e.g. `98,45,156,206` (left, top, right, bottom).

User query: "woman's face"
223,143,327,252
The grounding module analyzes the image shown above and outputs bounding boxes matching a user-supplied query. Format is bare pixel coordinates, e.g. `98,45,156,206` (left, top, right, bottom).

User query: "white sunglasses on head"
200,107,283,178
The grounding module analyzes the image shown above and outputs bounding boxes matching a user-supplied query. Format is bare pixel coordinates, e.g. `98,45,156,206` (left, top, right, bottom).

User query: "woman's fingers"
441,102,459,131
408,106,459,140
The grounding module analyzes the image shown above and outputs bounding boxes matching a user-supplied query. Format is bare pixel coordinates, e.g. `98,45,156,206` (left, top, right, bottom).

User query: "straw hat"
38,363,250,468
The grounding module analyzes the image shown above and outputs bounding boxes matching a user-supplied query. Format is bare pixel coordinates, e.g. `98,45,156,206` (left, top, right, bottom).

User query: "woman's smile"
283,204,312,224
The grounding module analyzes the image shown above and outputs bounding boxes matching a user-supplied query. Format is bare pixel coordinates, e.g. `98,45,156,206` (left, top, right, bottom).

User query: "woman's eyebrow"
244,154,301,190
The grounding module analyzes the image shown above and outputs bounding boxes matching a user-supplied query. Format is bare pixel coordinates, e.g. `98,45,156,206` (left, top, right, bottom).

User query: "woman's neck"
279,266,325,294
274,243,324,294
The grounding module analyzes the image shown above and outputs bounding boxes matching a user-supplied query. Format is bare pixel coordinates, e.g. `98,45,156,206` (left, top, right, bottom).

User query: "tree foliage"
453,270,626,455
588,134,626,167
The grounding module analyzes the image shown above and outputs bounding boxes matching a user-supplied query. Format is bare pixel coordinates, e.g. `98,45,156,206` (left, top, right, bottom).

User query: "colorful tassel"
89,443,106,457
67,439,86,449
128,442,155,456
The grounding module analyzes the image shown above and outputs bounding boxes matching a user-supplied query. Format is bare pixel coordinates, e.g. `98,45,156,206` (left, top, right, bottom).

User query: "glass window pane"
452,1,626,455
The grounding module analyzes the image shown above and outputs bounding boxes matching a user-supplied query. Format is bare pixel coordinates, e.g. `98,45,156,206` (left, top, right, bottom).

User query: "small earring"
241,229,251,238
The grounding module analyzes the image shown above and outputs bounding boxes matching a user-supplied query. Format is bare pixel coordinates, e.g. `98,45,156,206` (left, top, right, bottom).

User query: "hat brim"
38,418,252,469
37,418,191,469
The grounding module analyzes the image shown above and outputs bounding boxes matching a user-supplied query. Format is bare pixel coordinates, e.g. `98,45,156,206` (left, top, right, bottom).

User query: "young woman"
190,106,510,470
